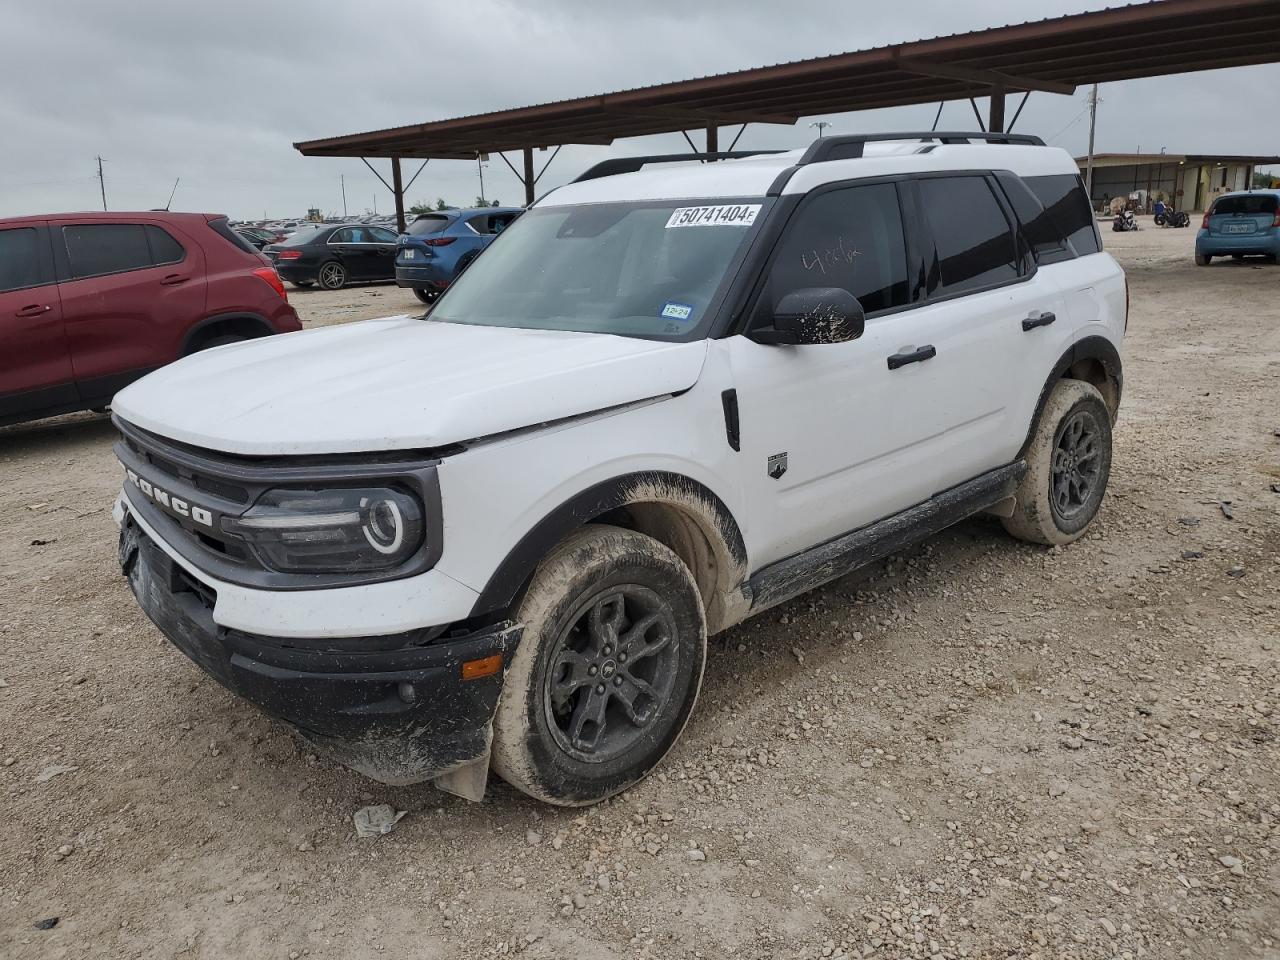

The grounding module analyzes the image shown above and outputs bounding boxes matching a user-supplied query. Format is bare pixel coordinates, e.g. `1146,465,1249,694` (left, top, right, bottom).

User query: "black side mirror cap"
753,287,866,346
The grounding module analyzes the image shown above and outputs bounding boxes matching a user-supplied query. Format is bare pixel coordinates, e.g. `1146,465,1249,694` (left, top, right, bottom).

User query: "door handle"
161,273,189,285
887,344,936,370
15,303,52,318
1022,310,1057,331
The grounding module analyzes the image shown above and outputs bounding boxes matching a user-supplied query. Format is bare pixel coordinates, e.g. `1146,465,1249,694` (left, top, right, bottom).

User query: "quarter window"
146,225,186,265
367,226,398,243
0,227,45,293
995,173,1071,264
919,176,1021,294
62,224,154,279
1025,174,1102,256
754,182,910,324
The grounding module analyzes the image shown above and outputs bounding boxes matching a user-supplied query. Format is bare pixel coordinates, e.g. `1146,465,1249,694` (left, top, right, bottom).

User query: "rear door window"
918,176,1021,295
62,223,153,279
1025,174,1101,256
367,226,399,244
0,227,48,293
1211,194,1278,216
753,181,911,323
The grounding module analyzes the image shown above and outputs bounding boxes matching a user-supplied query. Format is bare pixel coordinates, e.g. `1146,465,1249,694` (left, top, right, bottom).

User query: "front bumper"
119,515,520,785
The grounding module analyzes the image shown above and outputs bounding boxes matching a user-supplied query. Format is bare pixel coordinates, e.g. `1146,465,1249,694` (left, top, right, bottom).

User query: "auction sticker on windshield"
665,204,761,228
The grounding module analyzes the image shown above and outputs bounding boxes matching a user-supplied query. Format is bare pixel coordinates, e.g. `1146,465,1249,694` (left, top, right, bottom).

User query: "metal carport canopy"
294,0,1280,216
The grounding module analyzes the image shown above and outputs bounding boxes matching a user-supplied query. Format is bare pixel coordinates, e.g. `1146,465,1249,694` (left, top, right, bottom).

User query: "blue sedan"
395,207,523,303
1195,189,1280,265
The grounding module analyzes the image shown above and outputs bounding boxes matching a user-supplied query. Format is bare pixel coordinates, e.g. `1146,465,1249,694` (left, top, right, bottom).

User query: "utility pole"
96,156,107,210
340,174,347,218
477,155,487,204
1084,83,1099,202
809,120,832,138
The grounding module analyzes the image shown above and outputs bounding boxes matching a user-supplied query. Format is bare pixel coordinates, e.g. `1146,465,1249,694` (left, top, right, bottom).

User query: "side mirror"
756,287,865,345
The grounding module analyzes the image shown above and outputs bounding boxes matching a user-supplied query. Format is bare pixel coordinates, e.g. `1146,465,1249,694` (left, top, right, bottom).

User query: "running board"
746,461,1025,614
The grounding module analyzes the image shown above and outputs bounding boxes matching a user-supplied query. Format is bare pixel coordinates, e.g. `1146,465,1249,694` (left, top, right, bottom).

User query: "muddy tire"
1195,253,1211,266
492,525,706,806
1002,379,1112,546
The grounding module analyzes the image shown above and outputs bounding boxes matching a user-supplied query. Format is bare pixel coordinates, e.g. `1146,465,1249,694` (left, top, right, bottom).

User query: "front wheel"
492,526,707,806
1003,379,1113,546
317,261,347,290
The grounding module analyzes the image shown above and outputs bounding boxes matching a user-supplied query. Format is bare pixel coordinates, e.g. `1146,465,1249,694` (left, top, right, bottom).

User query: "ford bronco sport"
112,132,1125,805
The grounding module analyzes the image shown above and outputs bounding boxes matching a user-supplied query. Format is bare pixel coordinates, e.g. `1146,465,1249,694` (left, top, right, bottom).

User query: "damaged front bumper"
119,517,520,795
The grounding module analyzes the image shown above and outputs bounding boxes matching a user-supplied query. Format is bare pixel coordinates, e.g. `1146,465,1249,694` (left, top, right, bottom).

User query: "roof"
1075,152,1280,168
295,0,1280,160
539,141,1081,207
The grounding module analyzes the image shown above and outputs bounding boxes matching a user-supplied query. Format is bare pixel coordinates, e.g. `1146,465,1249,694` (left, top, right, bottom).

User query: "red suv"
0,211,301,427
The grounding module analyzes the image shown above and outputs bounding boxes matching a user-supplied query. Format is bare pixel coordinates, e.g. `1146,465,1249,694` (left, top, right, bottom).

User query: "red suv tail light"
253,267,288,301
1273,211,1280,228
276,249,303,260
423,237,456,246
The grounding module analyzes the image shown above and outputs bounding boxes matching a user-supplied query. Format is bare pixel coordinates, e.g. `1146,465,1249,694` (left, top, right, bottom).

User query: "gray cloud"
1,0,1276,219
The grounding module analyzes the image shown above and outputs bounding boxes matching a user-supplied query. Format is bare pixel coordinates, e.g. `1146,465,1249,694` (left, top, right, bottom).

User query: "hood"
112,317,708,456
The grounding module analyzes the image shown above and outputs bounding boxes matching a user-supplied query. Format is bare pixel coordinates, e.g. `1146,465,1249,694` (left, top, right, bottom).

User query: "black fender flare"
181,312,275,355
470,470,747,618
1018,334,1123,458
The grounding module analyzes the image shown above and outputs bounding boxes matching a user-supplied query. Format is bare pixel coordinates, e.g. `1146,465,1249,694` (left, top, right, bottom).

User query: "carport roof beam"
294,0,1280,162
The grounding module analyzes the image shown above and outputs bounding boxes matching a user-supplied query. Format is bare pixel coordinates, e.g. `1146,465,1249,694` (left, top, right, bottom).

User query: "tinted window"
0,227,45,293
279,225,324,246
755,182,910,321
1211,194,1278,216
367,226,398,243
996,173,1070,265
920,177,1020,294
146,225,185,264
408,215,451,236
329,227,354,243
62,224,152,279
1026,174,1101,256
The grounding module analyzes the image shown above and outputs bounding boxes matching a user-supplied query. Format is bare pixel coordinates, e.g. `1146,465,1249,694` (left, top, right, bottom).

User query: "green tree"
435,198,449,210
407,202,434,216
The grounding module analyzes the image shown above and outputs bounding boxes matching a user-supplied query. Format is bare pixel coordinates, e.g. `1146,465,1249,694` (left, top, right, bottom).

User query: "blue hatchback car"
395,206,523,303
1195,190,1280,265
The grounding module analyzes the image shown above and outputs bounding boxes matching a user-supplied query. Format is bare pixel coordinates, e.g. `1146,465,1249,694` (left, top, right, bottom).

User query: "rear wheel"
1195,253,1211,266
492,526,707,806
317,261,347,290
1003,379,1112,546
412,288,438,305
191,334,247,353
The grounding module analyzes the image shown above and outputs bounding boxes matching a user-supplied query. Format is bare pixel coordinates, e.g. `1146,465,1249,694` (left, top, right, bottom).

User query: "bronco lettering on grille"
125,468,214,527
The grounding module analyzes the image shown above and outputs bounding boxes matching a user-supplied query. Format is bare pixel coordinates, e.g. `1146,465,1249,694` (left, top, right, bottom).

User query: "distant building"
1075,153,1280,212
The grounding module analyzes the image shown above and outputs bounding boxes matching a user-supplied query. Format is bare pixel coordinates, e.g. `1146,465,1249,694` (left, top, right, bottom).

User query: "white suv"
112,132,1126,805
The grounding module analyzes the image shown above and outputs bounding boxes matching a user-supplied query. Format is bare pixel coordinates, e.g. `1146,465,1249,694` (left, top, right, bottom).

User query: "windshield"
407,215,452,236
429,198,766,339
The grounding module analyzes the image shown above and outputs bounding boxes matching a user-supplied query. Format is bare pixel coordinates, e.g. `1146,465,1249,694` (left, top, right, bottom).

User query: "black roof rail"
799,131,1046,165
572,151,786,184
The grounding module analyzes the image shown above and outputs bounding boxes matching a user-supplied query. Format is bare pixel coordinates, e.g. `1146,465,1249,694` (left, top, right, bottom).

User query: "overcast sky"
2,0,1276,220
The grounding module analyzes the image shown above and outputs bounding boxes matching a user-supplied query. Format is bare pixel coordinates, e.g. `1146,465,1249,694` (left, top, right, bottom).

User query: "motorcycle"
1154,208,1190,228
1112,209,1139,232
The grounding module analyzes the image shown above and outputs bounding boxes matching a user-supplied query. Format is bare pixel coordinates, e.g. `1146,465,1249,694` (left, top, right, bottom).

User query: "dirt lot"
1,223,1277,960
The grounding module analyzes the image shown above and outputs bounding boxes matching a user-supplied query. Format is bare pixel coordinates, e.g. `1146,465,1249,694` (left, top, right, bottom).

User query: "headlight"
222,487,425,574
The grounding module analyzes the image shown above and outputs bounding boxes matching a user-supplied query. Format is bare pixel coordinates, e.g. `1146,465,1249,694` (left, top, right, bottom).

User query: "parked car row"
0,211,300,427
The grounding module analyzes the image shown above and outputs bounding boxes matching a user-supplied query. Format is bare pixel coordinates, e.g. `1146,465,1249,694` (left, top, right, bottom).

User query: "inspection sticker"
661,301,694,321
665,204,761,228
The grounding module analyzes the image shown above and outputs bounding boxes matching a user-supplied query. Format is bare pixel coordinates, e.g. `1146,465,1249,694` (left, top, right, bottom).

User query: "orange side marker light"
461,654,503,681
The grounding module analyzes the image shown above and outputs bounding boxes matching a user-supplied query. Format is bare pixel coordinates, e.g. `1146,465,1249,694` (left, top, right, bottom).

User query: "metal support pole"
391,157,405,234
1084,83,1099,201
988,85,1006,134
523,146,535,205
706,124,718,161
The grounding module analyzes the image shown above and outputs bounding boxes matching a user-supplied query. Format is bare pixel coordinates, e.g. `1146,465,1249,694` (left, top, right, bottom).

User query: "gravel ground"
1,223,1277,960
